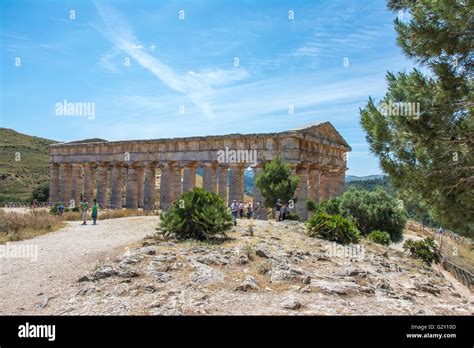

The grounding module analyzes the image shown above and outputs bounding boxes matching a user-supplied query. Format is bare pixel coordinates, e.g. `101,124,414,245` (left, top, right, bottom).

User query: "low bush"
306,199,317,212
403,237,440,265
285,211,301,221
30,182,49,203
339,188,406,242
367,230,391,245
157,188,233,240
314,197,342,215
306,212,360,245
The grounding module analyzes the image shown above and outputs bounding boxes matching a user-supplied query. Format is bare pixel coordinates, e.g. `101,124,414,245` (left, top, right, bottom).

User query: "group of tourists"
54,196,99,225
275,199,291,221
230,200,262,225
230,198,295,225
80,198,99,225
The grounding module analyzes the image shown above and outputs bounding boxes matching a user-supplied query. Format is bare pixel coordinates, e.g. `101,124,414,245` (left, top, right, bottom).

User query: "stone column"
229,164,244,203
136,165,144,208
295,164,309,221
328,170,338,198
110,163,124,209
59,163,72,203
252,165,267,220
126,165,139,209
182,162,197,192
71,163,83,206
143,162,157,211
203,163,217,193
336,169,346,196
159,164,170,211
308,166,321,203
49,163,60,203
96,162,109,208
169,163,183,203
83,162,96,201
320,169,330,201
217,165,228,204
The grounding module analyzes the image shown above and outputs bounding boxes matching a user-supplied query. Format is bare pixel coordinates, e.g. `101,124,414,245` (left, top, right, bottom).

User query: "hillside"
345,176,394,194
0,128,58,202
40,218,472,315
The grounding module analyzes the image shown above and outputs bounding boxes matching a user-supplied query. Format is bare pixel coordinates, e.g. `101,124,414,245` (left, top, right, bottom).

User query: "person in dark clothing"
281,204,288,221
275,199,282,221
230,200,238,226
246,203,252,219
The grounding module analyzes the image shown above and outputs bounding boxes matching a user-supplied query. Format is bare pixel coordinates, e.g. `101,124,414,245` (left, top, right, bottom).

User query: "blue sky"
0,0,416,176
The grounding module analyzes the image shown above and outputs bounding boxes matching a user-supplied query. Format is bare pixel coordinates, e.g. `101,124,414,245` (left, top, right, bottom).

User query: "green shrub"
315,197,341,215
306,199,317,212
285,211,301,221
367,230,391,245
30,182,49,203
306,212,360,245
339,188,406,242
403,237,440,265
157,187,233,240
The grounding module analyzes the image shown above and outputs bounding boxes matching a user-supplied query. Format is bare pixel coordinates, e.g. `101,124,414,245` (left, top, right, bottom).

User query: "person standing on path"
91,199,99,225
246,202,252,219
238,201,244,219
275,199,282,221
80,198,89,225
230,200,239,226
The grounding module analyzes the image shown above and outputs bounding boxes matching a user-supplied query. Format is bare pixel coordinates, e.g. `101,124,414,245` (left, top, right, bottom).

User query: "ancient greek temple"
48,122,350,220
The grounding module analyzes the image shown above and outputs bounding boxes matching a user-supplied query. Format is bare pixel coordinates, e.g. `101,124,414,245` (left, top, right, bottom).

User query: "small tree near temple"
254,155,299,208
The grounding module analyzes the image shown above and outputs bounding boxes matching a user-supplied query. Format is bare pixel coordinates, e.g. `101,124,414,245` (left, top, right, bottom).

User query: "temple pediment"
289,122,351,150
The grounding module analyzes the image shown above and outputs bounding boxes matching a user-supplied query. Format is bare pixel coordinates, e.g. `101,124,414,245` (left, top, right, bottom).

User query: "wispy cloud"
95,2,249,119
99,47,121,73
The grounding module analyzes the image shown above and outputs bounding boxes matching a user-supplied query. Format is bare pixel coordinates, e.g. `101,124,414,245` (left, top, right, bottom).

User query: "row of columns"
49,161,345,220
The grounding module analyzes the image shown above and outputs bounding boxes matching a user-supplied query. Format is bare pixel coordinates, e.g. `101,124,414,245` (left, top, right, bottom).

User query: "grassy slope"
0,128,57,202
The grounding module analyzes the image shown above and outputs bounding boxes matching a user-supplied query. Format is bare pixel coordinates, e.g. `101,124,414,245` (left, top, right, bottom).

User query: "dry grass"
406,220,474,273
0,209,66,243
62,209,158,221
440,235,474,273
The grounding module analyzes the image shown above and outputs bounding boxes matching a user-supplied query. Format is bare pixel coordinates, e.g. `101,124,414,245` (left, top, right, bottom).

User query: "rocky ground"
45,219,472,316
0,216,159,314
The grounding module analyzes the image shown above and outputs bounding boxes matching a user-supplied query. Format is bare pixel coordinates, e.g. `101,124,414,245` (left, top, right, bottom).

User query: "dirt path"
0,216,160,315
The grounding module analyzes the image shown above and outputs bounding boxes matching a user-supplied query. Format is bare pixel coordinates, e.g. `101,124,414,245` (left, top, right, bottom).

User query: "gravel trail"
0,216,160,314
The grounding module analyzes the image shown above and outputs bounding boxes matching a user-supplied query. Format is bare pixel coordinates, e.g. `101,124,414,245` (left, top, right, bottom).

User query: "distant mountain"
345,175,394,194
345,174,386,182
67,138,108,144
0,128,58,202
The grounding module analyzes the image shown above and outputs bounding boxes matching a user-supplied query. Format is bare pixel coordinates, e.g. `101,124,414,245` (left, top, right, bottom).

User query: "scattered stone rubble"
50,220,472,315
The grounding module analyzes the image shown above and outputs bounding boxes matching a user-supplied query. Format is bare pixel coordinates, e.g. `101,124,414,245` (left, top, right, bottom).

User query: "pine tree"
360,0,473,237
254,155,299,208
